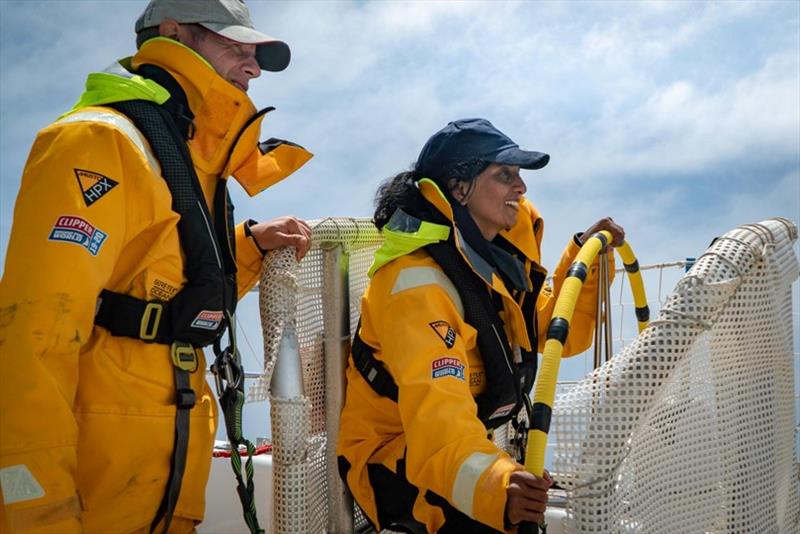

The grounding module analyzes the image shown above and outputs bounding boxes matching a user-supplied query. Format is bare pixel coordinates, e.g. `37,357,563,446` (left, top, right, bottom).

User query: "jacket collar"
416,179,533,350
131,37,259,177
418,179,528,292
500,197,544,266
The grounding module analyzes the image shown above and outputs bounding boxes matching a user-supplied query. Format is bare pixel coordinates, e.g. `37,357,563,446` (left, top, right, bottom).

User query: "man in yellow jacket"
0,1,312,532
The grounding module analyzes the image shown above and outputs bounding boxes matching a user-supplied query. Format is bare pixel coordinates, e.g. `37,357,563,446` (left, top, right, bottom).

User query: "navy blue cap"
416,118,549,180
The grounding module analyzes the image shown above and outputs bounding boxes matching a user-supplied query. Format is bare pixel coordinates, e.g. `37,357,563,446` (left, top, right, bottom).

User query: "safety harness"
93,64,264,534
351,207,541,432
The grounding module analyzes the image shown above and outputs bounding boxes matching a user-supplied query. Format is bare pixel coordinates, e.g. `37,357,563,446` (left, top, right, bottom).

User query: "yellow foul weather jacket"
337,179,612,532
0,38,310,533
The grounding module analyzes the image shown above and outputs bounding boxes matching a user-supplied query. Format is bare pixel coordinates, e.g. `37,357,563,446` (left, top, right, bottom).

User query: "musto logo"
431,356,465,381
48,216,108,256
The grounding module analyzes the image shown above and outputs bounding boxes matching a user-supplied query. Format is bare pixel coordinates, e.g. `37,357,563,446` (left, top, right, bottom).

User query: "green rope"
215,311,264,534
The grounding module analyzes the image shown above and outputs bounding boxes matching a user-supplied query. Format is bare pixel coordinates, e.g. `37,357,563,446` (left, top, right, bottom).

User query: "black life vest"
351,210,542,430
94,65,238,347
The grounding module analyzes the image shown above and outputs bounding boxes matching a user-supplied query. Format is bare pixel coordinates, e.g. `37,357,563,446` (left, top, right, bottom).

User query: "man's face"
179,24,261,92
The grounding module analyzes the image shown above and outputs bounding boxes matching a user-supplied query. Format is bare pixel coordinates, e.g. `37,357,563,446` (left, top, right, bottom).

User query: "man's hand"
579,217,625,248
248,216,312,261
505,469,553,525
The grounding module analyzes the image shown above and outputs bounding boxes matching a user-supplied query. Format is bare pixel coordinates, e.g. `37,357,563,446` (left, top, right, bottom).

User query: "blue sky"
1,1,798,266
1,1,799,442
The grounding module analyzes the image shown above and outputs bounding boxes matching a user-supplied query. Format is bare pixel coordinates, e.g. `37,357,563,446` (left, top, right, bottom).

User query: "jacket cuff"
470,454,518,532
243,218,268,255
236,221,265,273
565,234,582,259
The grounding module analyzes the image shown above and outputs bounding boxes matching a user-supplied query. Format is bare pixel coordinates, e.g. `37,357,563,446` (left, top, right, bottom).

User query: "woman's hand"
505,469,553,525
579,217,625,248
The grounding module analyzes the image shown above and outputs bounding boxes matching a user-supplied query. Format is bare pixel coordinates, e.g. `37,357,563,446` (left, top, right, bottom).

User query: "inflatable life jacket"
352,195,543,431
92,64,263,534
95,64,238,349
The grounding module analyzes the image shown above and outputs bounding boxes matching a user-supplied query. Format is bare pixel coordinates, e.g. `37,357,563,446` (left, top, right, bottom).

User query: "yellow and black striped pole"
616,242,649,333
518,231,648,533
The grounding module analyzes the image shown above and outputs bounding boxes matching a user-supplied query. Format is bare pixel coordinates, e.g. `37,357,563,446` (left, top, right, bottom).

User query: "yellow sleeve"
0,120,140,532
536,237,616,356
377,277,515,531
234,221,263,299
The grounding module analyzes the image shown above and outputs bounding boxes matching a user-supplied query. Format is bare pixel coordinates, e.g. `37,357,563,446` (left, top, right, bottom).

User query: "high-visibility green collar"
63,38,218,117
369,208,450,277
63,55,170,118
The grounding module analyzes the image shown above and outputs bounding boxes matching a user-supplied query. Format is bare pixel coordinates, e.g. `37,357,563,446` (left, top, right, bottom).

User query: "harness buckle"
140,302,163,341
171,341,198,373
176,388,196,409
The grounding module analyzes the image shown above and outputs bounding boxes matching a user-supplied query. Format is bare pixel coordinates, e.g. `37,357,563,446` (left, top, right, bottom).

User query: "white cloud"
2,0,798,271
546,47,800,183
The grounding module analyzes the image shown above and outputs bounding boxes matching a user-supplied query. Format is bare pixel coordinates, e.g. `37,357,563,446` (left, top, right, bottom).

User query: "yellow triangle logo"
74,168,118,207
429,321,456,348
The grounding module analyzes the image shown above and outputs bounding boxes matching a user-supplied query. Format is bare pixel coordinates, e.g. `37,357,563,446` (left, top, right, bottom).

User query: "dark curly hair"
372,158,491,229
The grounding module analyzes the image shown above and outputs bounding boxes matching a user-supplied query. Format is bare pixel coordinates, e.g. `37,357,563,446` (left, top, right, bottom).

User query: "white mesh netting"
251,218,383,534
255,216,798,533
551,217,800,533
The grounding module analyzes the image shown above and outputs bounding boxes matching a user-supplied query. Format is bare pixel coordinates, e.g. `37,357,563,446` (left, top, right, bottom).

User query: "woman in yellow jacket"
0,1,311,532
337,118,624,533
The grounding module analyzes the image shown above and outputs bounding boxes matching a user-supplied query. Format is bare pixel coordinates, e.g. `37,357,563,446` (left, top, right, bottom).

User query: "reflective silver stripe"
102,60,136,78
56,110,160,173
451,452,499,518
0,465,45,504
391,266,464,318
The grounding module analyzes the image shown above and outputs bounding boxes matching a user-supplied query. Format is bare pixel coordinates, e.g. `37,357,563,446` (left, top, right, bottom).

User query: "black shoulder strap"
492,233,545,395
136,63,195,140
94,95,236,347
425,240,521,427
351,319,398,402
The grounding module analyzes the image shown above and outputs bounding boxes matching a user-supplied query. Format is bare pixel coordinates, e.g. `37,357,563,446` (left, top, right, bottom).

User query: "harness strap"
137,64,195,140
95,289,173,343
151,342,197,533
351,319,398,402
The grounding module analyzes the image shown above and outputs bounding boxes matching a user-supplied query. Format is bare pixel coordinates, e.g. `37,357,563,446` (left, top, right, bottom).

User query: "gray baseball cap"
135,0,290,72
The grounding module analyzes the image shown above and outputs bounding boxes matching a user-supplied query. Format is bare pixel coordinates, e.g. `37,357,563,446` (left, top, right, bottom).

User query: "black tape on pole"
546,317,569,345
624,259,640,273
566,261,588,283
531,402,553,432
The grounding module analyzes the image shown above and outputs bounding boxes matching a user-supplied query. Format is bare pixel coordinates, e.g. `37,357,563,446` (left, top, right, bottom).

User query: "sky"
1,1,799,444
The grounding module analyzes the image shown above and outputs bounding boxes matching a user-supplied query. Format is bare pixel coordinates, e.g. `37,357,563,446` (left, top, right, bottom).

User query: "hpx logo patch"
48,216,108,256
431,357,465,381
75,169,118,207
429,320,456,349
191,310,223,330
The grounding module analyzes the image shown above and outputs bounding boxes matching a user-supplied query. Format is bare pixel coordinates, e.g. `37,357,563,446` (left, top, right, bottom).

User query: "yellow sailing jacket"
337,179,612,532
0,38,310,533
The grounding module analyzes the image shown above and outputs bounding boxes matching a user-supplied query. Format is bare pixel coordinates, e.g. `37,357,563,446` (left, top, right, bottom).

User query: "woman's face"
454,163,527,240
